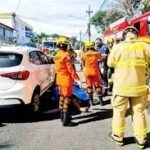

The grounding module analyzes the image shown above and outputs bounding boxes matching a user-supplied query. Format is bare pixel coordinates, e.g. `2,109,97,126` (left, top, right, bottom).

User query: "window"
0,53,23,68
148,22,150,36
134,22,140,33
0,28,4,40
4,30,13,43
38,51,49,65
29,51,42,65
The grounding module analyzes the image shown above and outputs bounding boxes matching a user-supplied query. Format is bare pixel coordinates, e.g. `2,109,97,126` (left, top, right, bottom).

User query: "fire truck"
103,12,150,44
41,37,57,56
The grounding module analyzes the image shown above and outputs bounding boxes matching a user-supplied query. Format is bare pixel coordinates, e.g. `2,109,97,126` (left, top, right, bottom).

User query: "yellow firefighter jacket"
107,40,150,97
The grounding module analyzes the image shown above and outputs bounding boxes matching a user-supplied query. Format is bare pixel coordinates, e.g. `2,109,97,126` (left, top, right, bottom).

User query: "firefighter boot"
98,95,104,106
60,110,63,122
96,87,104,106
59,96,64,122
62,112,70,126
89,94,95,106
62,111,77,127
62,97,73,126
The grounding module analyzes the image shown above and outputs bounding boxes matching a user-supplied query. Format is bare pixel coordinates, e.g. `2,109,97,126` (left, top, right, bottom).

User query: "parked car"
0,46,55,113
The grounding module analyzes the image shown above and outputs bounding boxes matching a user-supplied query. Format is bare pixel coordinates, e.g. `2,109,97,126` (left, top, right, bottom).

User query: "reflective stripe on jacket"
107,41,150,97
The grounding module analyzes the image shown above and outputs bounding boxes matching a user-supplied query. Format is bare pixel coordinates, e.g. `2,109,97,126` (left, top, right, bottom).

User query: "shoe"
89,94,95,106
109,133,124,146
62,112,69,126
62,112,75,127
134,137,146,149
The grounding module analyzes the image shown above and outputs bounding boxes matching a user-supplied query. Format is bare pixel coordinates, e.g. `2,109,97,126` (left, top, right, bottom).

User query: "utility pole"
12,13,17,45
79,30,82,50
86,4,93,41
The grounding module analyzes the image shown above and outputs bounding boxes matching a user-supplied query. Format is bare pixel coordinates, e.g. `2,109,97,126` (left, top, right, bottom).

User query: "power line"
99,0,107,10
15,0,22,13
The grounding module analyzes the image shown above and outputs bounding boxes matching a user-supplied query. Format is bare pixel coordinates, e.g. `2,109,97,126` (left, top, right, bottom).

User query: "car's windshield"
0,53,23,68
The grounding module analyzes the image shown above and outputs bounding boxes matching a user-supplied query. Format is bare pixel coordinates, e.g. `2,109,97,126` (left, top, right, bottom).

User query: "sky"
0,0,104,40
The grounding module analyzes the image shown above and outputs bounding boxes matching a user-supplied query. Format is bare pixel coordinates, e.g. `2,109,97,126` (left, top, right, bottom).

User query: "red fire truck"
103,12,150,44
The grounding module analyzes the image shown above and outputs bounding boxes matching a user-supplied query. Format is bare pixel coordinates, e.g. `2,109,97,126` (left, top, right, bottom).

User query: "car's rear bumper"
0,98,25,108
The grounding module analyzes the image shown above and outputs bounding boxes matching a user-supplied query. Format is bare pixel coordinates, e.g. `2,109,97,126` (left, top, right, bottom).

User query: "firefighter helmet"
123,26,139,39
56,36,69,45
84,41,95,49
107,37,114,43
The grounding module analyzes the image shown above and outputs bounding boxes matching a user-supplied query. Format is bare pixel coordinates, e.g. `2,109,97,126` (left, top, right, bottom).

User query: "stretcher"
53,84,89,101
73,84,89,101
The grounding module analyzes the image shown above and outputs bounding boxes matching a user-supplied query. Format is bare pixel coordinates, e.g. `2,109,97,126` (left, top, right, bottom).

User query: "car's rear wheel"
30,90,41,113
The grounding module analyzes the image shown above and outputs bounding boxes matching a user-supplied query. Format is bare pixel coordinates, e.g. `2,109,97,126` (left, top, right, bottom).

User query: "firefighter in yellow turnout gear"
108,27,150,149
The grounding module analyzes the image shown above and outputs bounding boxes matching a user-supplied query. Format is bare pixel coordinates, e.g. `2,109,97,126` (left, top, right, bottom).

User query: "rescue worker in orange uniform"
54,36,81,126
67,47,88,113
81,41,103,106
108,27,150,149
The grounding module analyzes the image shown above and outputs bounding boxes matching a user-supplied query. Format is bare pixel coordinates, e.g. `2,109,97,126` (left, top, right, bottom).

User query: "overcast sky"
0,0,104,40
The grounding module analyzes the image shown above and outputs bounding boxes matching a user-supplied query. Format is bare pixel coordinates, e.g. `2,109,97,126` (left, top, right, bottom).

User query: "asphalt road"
0,64,150,150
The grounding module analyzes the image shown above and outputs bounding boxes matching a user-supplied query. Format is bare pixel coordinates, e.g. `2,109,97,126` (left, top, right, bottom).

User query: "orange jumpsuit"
54,50,79,112
81,49,103,94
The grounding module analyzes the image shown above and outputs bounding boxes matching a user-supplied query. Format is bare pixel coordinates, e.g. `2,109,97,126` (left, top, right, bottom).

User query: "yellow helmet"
123,26,138,39
107,37,114,43
84,41,95,49
56,36,69,45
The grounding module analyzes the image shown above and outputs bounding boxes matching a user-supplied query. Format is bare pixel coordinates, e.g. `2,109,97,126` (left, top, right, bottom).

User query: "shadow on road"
123,132,150,149
73,109,113,125
0,108,60,124
145,133,150,149
104,99,111,105
0,142,14,149
0,91,60,124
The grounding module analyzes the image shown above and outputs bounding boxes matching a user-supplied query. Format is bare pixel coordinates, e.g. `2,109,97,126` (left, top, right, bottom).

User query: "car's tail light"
1,71,30,80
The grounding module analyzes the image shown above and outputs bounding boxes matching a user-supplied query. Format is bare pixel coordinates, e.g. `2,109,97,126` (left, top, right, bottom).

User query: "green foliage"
143,0,150,13
91,10,107,32
75,41,83,50
49,33,59,38
91,9,123,32
31,32,49,44
91,0,150,34
31,33,60,44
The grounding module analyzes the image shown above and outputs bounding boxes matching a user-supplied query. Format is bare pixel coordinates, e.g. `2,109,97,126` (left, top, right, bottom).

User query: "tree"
91,0,149,34
113,0,150,15
91,9,123,32
91,10,107,32
31,32,49,44
142,0,150,13
114,0,142,16
49,33,59,38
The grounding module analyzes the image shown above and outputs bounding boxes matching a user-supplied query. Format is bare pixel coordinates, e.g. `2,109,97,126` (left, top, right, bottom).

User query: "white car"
0,46,55,112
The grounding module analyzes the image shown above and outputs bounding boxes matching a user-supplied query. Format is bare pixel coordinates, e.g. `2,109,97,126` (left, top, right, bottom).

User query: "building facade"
0,23,14,45
0,13,34,45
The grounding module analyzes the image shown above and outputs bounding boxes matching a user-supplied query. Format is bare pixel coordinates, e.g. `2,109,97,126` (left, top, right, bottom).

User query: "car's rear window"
0,52,23,68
